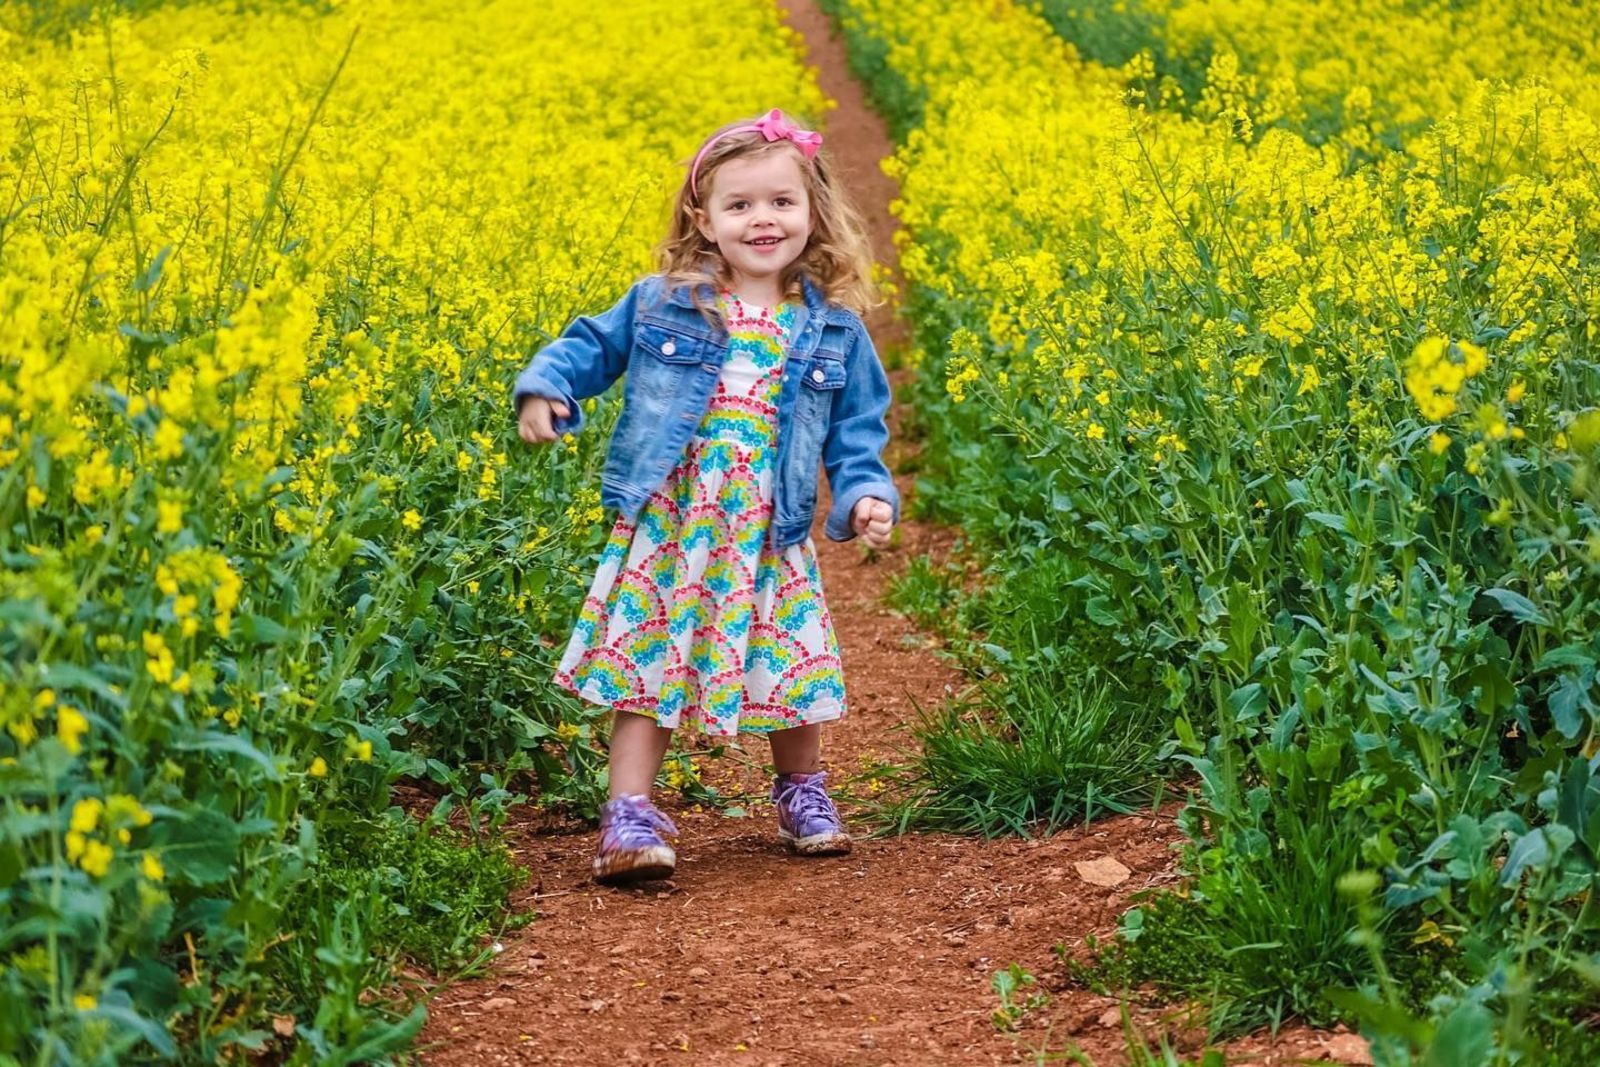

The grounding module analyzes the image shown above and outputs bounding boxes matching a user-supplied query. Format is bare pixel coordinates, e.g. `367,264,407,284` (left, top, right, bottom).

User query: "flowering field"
9,0,1600,1060
823,0,1600,1059
0,0,822,1060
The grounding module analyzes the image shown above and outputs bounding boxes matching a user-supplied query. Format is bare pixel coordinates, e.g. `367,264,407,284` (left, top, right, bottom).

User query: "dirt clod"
1075,856,1133,887
1322,1032,1378,1064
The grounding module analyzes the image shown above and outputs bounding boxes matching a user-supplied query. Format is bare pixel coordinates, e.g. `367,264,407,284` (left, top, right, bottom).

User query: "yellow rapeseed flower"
79,840,114,879
156,499,184,535
70,797,103,835
57,706,89,755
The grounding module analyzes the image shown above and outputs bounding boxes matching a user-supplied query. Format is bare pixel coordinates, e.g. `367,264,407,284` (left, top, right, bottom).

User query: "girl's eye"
729,201,748,210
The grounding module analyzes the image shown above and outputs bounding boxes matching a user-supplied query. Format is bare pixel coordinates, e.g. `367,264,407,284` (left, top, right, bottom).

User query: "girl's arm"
821,322,901,542
511,278,650,435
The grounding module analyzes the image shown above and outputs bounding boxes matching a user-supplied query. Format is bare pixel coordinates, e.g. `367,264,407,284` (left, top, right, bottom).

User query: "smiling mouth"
747,236,783,246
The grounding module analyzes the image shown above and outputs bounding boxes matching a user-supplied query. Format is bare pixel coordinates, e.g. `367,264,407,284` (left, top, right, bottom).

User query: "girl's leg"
608,709,674,797
767,722,822,775
594,709,678,885
767,724,850,855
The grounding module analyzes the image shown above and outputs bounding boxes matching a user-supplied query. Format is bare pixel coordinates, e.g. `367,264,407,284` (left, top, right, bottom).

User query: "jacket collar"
664,271,834,320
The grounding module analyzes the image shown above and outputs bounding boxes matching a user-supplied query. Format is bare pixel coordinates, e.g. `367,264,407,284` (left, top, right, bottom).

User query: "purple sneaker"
771,771,852,856
593,794,678,885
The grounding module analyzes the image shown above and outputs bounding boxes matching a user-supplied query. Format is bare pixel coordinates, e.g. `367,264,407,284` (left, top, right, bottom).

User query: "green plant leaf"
154,808,242,886
1499,829,1551,885
1482,587,1550,626
1423,1001,1493,1067
175,731,282,782
1537,646,1597,672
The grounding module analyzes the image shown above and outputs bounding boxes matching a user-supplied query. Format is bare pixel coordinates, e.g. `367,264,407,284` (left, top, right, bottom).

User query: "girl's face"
693,149,812,295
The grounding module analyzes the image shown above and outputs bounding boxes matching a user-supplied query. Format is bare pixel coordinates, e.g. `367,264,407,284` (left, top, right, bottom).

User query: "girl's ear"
691,206,713,243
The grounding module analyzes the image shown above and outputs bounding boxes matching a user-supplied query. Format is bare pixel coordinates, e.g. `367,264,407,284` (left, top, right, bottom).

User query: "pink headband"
689,109,823,201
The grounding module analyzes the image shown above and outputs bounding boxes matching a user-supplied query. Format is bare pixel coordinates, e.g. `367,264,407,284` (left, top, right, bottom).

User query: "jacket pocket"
797,356,846,422
635,321,707,365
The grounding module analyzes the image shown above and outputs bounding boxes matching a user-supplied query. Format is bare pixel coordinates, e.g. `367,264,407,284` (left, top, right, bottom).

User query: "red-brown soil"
416,3,1362,1064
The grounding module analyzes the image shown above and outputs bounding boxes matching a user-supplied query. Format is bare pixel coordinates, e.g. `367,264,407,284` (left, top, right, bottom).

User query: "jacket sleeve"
822,321,901,542
510,278,648,435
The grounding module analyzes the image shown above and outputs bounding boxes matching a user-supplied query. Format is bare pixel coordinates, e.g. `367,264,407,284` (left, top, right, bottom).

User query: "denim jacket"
511,272,899,549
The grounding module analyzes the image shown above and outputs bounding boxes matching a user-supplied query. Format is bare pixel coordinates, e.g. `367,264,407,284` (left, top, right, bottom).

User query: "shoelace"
775,772,836,826
602,795,678,850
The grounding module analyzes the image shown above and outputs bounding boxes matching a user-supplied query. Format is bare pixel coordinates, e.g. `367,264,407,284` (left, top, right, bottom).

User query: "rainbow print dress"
553,289,847,735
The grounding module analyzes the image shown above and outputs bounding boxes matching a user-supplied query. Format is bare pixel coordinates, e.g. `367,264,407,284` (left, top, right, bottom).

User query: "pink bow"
690,109,824,199
752,109,823,158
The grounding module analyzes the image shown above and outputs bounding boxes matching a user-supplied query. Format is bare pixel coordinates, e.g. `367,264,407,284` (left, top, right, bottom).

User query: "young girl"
513,109,898,885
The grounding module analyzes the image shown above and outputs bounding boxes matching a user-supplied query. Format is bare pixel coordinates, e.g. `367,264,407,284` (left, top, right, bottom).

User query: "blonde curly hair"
655,111,881,320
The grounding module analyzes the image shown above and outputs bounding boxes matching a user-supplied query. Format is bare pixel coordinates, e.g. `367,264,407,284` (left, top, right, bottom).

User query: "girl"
513,109,898,885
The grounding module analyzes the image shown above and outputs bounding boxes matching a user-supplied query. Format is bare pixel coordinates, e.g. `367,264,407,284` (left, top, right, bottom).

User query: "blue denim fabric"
512,273,899,548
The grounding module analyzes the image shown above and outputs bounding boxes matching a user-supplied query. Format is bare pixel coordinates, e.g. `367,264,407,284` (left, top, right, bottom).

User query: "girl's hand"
518,395,571,444
851,497,894,550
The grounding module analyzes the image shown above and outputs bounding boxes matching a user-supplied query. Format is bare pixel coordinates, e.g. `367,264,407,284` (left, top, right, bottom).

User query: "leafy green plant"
827,0,1600,1055
992,962,1051,1031
882,678,1164,836
278,809,527,979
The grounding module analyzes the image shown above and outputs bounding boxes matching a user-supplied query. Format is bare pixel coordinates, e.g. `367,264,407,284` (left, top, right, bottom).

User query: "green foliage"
813,0,928,142
883,534,1166,837
992,962,1050,1031
1031,0,1211,111
829,0,1600,1058
882,678,1163,837
279,809,526,979
0,16,609,1064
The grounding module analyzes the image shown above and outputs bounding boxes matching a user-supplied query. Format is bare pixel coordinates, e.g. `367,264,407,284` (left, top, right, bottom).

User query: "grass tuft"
880,675,1164,837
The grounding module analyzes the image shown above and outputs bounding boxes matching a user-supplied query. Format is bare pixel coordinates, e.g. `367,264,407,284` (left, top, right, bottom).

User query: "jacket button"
812,368,825,383
661,340,676,356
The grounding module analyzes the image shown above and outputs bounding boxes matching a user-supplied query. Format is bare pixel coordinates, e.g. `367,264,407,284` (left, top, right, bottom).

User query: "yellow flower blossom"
70,797,103,835
79,840,113,878
57,706,89,754
152,418,184,460
156,499,184,535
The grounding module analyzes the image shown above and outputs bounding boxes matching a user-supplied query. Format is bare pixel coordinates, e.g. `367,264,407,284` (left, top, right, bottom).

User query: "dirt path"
416,5,1352,1065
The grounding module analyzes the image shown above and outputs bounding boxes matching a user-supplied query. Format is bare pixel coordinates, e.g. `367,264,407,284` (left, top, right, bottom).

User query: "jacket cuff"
512,366,584,434
824,481,900,542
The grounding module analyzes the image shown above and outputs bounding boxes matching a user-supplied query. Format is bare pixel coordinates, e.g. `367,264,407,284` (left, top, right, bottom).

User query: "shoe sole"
592,845,677,886
779,829,853,856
